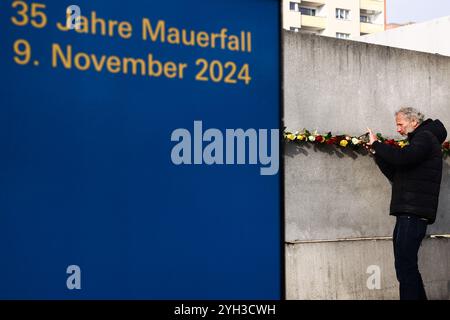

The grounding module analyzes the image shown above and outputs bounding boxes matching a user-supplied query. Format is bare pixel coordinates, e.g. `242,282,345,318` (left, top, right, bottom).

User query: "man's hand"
366,127,378,146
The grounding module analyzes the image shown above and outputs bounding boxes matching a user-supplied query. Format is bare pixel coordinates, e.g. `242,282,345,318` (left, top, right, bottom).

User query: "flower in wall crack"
351,137,361,145
284,128,450,156
286,133,296,140
326,137,338,145
315,135,325,143
398,141,408,148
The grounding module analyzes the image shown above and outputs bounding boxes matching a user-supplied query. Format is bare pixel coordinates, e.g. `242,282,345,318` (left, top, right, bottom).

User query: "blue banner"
0,0,280,299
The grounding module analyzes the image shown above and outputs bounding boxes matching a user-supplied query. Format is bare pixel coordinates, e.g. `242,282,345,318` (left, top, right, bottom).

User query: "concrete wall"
283,31,450,299
286,238,450,300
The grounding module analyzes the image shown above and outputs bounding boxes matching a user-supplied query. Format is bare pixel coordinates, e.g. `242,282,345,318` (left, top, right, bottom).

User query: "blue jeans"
393,214,428,300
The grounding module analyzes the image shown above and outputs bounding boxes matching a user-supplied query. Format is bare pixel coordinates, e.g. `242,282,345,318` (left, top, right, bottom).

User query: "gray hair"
395,107,425,124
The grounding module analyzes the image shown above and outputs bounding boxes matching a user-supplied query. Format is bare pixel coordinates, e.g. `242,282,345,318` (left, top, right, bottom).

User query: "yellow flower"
398,141,408,148
340,140,348,147
286,134,296,141
297,134,306,141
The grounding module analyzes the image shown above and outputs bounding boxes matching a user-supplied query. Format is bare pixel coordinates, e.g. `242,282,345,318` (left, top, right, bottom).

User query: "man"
366,107,447,300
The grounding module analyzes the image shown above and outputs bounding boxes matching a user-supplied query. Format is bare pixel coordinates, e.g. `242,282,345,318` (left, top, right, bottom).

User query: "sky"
388,0,450,24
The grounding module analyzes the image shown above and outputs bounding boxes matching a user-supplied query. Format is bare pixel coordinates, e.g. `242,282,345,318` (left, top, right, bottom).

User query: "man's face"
396,113,418,136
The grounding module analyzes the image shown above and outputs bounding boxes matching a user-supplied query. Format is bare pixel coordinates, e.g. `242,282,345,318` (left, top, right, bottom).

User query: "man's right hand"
366,127,378,145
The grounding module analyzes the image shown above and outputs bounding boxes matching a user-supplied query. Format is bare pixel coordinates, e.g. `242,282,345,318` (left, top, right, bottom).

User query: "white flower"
351,137,361,145
308,135,315,142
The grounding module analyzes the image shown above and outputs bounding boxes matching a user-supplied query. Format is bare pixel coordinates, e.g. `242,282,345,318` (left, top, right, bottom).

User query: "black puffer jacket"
373,119,447,224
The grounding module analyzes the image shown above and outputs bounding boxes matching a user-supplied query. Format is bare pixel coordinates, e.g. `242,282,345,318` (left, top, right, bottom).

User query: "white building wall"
357,16,450,57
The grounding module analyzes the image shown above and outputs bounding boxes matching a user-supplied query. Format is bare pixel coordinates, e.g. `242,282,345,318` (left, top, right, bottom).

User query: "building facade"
283,0,385,39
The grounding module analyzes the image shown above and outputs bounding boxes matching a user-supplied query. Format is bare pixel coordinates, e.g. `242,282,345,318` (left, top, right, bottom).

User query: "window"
360,15,371,23
336,8,350,20
299,7,316,16
290,27,301,32
289,2,300,12
336,32,350,39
